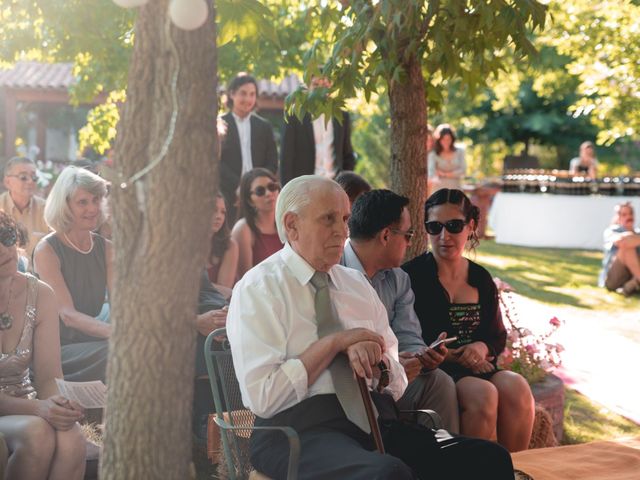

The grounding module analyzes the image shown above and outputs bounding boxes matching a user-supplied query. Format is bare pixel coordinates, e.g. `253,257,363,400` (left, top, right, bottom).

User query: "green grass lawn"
474,240,640,442
563,388,640,444
475,240,640,311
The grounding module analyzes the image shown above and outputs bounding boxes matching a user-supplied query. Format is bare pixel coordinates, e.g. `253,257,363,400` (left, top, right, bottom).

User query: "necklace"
0,276,14,330
63,232,93,254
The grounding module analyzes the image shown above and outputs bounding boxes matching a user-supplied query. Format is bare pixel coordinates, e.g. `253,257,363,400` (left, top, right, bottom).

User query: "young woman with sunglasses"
231,168,284,279
0,211,86,479
402,189,534,452
206,194,238,294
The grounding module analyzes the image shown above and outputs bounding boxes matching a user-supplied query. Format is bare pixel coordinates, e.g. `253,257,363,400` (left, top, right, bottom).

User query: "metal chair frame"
204,329,300,480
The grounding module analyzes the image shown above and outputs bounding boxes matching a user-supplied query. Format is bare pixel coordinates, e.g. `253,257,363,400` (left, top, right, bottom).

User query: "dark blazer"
279,111,356,185
219,112,278,208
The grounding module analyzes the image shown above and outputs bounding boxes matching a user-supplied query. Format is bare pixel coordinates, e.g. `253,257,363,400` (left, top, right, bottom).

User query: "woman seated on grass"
206,194,238,295
231,168,283,279
0,210,86,479
402,188,535,452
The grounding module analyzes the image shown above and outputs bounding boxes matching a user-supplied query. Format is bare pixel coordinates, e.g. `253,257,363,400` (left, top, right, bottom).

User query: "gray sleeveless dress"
43,232,109,383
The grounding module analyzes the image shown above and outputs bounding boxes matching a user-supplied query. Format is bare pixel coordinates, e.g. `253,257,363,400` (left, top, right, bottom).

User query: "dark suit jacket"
219,112,278,205
279,111,356,185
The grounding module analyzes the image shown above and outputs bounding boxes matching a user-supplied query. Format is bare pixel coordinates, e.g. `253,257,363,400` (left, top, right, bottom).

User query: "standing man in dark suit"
279,76,356,185
219,73,278,221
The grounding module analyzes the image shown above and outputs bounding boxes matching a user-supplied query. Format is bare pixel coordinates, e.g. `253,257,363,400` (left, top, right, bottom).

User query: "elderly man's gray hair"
275,175,342,243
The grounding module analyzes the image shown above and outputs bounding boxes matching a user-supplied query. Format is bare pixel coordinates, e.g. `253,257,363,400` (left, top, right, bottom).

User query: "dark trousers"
251,394,513,480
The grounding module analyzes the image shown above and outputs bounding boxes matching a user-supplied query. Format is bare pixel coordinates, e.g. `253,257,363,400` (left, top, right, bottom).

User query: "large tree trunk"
388,54,428,259
101,1,217,478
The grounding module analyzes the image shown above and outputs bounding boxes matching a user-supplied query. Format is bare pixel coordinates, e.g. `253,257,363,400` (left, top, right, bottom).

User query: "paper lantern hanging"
169,0,209,31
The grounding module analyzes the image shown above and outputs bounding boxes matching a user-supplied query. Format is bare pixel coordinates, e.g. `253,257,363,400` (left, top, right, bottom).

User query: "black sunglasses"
390,228,415,242
7,173,38,183
0,226,17,247
425,219,467,235
251,182,280,197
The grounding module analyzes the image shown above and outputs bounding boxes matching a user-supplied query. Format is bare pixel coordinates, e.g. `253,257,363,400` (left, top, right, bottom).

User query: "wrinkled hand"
346,341,383,379
335,328,385,354
399,352,422,383
450,341,490,370
36,395,84,431
194,307,228,337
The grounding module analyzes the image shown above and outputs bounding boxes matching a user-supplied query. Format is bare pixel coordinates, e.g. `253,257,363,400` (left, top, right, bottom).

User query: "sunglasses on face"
251,182,280,197
7,173,38,183
425,219,467,235
0,226,17,247
390,228,415,242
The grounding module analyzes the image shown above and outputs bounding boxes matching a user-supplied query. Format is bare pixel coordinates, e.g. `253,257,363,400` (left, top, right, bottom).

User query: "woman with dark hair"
207,194,238,292
231,168,283,278
402,188,534,452
219,73,278,221
427,124,466,193
0,210,86,479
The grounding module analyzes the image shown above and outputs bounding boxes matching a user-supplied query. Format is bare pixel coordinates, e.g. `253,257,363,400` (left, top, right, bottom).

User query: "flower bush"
494,278,564,384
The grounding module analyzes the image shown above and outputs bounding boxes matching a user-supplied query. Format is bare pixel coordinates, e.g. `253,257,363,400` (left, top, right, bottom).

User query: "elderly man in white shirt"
227,175,514,479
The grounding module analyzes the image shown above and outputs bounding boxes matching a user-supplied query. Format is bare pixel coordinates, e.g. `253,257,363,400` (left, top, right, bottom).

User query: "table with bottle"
489,170,640,250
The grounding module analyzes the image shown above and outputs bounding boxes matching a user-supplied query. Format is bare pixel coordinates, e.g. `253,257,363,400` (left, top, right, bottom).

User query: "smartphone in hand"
428,336,458,350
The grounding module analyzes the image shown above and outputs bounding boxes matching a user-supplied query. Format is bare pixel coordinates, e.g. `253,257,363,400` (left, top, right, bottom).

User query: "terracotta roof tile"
0,61,74,90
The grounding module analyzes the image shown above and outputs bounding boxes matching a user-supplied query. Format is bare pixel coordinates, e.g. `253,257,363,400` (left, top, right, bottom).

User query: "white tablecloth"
488,193,640,250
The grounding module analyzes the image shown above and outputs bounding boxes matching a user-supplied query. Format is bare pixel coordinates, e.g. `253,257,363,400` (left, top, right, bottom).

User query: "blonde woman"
34,166,112,383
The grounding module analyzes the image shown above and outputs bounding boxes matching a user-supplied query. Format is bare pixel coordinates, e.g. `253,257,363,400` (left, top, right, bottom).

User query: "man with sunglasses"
341,189,459,433
0,156,49,257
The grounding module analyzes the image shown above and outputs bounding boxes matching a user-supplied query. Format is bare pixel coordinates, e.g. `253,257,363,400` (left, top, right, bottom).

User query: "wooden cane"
357,376,385,454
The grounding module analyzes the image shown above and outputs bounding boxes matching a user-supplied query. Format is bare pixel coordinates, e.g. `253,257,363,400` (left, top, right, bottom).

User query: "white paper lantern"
112,0,149,8
169,0,209,31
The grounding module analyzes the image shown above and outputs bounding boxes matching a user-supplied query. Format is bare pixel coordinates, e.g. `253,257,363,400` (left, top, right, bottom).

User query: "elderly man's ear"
284,212,299,242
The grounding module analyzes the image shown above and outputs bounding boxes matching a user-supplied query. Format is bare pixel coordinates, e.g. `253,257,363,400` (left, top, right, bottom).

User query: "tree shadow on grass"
475,241,605,309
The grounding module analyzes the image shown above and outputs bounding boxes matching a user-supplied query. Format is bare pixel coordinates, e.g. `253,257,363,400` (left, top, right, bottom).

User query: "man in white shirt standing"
0,156,49,257
219,73,278,220
227,175,514,479
279,76,356,185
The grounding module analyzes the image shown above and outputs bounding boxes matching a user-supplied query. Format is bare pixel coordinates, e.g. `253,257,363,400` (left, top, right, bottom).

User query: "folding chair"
204,329,300,480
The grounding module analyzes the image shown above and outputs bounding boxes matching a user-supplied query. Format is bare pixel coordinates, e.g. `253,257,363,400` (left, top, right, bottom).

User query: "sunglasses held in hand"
424,219,467,235
251,182,280,197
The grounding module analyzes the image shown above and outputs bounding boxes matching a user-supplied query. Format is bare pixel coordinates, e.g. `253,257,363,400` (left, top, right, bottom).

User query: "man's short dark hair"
225,73,258,109
335,171,371,204
349,189,409,240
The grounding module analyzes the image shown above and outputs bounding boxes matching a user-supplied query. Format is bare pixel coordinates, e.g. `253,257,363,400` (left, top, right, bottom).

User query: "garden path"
507,293,640,425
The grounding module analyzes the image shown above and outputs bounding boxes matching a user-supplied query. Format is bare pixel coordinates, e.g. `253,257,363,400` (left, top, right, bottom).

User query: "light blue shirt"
340,241,427,353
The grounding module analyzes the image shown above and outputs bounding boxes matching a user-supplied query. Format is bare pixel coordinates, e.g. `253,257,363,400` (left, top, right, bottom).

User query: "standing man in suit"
279,76,356,185
219,73,278,221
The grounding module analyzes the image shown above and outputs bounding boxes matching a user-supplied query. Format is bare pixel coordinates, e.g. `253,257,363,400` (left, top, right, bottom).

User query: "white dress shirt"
312,114,336,178
227,242,407,419
232,112,253,175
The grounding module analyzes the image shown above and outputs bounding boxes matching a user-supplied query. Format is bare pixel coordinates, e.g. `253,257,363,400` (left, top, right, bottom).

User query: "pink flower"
549,316,561,327
493,277,515,292
525,344,538,355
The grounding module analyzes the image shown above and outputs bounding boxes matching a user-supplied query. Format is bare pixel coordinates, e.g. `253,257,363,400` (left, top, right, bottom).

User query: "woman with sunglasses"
206,193,238,294
402,189,534,452
33,166,112,383
231,168,284,279
0,211,86,479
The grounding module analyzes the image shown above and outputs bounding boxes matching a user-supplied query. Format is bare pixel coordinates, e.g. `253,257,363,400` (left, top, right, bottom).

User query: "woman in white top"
428,124,466,194
569,141,598,179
